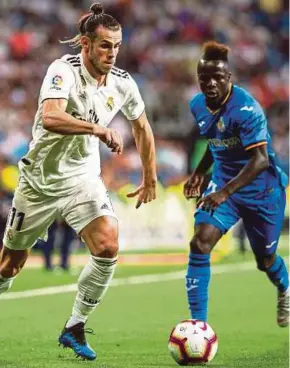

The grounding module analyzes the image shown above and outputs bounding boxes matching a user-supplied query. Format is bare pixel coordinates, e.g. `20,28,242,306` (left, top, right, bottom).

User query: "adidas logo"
101,203,110,210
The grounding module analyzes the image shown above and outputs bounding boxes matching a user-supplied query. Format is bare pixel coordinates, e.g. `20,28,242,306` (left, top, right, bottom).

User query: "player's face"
83,26,122,75
197,60,231,105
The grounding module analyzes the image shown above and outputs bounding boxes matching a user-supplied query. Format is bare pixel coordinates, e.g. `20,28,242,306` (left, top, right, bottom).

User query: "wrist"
92,125,105,136
221,186,233,197
143,175,157,186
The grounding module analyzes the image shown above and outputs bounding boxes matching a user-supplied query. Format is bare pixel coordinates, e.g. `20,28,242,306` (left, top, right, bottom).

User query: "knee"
81,217,119,258
95,239,118,258
256,254,275,272
0,248,27,278
190,233,212,254
91,224,119,258
0,265,22,278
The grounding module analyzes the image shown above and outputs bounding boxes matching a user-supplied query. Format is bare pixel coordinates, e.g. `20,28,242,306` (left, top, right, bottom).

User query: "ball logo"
52,75,63,86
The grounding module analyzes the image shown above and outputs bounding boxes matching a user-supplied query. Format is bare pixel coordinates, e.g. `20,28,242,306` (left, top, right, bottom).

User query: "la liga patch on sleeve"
51,75,63,86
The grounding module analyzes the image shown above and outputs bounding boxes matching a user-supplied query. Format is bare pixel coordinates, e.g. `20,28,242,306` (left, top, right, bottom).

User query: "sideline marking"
0,261,258,300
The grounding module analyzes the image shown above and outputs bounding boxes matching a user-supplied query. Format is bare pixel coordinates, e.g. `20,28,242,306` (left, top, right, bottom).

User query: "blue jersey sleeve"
189,96,198,120
237,104,268,150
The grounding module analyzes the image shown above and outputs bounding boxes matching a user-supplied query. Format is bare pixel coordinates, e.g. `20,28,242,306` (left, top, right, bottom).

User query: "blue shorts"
194,181,286,258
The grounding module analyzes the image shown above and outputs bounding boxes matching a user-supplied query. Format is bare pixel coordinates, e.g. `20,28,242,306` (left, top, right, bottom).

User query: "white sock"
66,255,117,328
0,274,15,294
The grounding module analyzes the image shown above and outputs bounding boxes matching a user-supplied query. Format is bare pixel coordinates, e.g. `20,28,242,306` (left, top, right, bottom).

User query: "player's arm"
184,144,213,199
184,95,213,199
198,145,268,211
195,144,213,175
220,105,269,196
42,99,123,154
126,111,157,208
198,104,269,211
41,60,122,152
43,98,95,135
222,144,269,195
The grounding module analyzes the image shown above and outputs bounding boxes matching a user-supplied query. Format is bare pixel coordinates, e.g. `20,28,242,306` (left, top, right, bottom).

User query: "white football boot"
277,286,289,327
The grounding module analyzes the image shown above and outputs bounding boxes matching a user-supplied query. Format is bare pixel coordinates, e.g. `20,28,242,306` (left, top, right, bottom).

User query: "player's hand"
126,179,157,209
183,172,205,199
94,126,123,155
197,189,229,213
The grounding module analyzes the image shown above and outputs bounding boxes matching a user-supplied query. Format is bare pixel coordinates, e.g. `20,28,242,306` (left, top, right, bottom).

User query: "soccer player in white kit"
0,3,157,360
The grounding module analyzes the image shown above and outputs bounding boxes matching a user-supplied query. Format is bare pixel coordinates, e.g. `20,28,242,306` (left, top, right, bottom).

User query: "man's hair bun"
90,3,104,16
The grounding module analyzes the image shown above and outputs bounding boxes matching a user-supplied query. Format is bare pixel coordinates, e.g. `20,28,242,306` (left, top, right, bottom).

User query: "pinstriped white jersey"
19,53,145,197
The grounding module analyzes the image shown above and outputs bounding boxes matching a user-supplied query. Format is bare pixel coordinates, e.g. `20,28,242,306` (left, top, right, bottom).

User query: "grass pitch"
0,249,288,368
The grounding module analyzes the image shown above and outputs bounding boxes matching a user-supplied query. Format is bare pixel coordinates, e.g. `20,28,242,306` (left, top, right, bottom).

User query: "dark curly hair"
201,41,230,61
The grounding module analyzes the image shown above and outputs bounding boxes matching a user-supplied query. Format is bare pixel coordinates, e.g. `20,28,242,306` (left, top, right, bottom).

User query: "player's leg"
0,247,30,293
242,188,289,327
187,223,222,322
187,181,240,321
0,184,57,295
59,179,118,360
41,222,57,271
59,222,75,270
68,215,118,327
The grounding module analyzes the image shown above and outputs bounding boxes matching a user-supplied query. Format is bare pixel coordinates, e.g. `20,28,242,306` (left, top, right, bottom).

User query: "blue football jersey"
190,84,288,199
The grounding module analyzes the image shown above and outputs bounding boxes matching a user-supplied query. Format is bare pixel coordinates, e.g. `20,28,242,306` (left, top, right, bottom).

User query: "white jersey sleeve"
121,74,145,121
40,60,75,102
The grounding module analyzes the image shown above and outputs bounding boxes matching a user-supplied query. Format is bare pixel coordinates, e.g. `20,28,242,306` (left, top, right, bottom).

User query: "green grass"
0,255,289,368
10,265,185,292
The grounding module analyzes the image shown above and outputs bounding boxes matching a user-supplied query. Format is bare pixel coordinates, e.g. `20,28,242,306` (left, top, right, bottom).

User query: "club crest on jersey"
52,75,63,87
106,97,114,111
217,118,226,132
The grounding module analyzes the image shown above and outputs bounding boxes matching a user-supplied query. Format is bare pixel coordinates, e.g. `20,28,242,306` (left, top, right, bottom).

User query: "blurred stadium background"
0,2,289,367
0,0,288,259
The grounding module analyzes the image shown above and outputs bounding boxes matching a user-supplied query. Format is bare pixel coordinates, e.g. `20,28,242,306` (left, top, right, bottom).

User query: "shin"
66,216,118,327
186,224,222,322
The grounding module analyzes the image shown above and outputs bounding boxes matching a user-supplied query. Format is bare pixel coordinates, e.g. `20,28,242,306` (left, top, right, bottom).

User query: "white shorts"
3,178,117,250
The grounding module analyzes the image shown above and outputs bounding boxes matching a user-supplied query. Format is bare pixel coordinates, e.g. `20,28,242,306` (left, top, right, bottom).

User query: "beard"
89,57,108,75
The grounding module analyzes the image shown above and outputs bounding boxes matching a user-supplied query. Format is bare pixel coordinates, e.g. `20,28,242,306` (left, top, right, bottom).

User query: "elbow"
42,113,54,131
260,156,269,172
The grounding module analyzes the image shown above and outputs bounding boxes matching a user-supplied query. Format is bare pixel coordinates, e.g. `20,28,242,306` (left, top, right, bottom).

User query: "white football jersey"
19,53,145,197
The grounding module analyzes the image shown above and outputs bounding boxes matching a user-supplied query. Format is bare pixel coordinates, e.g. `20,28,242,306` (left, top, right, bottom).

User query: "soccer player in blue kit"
184,41,289,327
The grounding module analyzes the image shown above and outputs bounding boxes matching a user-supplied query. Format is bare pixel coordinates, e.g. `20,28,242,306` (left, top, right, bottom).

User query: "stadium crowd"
0,0,288,243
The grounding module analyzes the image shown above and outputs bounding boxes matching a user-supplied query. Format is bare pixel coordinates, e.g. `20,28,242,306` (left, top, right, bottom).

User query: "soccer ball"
168,319,218,365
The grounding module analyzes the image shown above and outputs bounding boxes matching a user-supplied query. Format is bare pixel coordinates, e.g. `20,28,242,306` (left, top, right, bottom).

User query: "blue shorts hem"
194,212,228,234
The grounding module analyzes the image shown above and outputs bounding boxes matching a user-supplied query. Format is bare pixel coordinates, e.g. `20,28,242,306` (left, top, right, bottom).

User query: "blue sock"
186,253,210,322
266,255,289,292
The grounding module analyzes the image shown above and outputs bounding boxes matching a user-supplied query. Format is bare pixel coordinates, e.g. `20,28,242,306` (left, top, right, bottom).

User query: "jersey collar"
206,83,233,114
